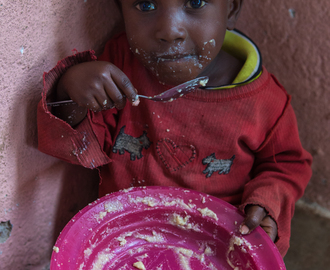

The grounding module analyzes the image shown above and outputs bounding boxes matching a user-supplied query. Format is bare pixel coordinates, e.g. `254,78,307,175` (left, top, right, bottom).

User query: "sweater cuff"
41,50,97,109
38,50,111,168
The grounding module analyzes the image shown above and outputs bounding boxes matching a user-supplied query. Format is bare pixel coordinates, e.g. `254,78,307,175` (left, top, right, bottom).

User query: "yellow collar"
206,29,262,90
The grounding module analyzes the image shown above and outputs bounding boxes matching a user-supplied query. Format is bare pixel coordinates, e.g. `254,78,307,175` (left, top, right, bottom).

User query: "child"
38,0,312,257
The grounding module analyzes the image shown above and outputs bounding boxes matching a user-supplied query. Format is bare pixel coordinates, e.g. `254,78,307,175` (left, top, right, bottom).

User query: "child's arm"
53,61,139,126
237,99,312,256
38,50,137,169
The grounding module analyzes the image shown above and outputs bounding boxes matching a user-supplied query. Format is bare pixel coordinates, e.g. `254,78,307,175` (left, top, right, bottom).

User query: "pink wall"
0,0,329,268
237,0,330,210
0,1,122,269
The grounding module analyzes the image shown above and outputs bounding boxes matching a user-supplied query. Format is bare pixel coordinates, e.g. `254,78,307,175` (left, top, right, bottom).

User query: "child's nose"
155,10,187,43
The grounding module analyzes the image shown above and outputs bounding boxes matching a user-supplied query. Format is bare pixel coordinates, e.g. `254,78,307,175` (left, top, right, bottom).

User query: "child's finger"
84,97,105,112
93,91,115,110
240,205,267,235
260,216,278,242
109,67,139,104
103,75,127,110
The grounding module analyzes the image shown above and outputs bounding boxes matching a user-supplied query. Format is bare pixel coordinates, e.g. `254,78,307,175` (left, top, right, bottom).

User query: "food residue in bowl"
98,211,107,220
197,207,219,221
170,246,217,270
116,230,165,247
95,200,124,221
171,213,190,226
117,231,134,246
169,213,201,232
104,200,124,213
198,242,216,257
91,249,115,270
133,261,146,270
129,196,159,207
128,195,193,211
135,231,166,243
226,235,256,270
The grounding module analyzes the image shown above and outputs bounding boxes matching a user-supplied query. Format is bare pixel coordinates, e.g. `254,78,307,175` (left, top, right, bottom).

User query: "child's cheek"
196,38,219,67
126,36,151,62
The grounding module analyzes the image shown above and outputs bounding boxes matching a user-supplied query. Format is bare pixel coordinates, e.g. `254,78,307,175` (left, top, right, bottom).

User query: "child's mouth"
156,54,196,62
149,53,203,80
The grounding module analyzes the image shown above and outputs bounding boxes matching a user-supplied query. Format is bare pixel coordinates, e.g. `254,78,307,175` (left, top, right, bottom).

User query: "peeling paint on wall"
0,220,13,244
288,8,296,18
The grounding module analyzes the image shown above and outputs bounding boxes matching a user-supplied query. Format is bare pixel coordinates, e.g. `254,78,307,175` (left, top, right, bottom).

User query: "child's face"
120,0,240,86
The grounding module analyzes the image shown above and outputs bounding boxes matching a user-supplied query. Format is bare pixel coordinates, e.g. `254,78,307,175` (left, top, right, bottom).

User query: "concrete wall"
237,0,330,210
0,0,328,269
0,1,122,269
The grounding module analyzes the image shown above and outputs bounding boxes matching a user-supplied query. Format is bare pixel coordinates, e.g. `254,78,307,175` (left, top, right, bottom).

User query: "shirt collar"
205,29,262,90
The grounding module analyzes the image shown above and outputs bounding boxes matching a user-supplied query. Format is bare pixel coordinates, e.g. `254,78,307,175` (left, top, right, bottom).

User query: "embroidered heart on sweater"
156,138,196,171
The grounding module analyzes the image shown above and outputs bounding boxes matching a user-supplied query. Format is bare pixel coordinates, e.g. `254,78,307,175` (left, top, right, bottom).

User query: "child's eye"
135,1,156,12
186,0,207,9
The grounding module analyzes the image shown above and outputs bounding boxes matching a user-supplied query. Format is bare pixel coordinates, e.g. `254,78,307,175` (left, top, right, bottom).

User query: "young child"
38,0,312,257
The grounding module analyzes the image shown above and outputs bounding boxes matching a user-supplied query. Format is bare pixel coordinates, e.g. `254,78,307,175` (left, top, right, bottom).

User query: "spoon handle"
47,76,209,106
138,76,209,102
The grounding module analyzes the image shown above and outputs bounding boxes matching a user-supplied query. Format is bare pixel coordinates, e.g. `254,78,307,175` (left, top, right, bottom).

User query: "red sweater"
37,33,312,257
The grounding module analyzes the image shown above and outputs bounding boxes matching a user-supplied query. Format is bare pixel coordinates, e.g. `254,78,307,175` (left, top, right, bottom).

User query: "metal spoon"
47,76,209,106
137,76,209,102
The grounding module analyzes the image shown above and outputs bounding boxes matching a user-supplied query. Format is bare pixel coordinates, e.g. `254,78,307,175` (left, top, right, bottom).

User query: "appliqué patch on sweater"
156,138,196,171
202,153,235,178
112,125,151,161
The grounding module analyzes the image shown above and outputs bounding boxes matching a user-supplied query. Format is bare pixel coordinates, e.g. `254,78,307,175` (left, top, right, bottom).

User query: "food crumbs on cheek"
203,39,216,47
200,39,216,61
209,39,216,47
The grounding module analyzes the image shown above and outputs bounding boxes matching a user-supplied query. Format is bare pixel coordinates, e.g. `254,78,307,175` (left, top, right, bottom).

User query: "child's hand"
240,205,278,242
57,61,139,111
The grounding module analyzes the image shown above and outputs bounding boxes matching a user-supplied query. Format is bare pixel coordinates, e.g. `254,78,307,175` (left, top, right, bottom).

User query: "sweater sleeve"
37,51,112,169
239,94,312,257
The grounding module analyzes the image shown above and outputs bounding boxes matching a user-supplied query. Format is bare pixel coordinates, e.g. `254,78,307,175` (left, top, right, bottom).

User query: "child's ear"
227,0,244,30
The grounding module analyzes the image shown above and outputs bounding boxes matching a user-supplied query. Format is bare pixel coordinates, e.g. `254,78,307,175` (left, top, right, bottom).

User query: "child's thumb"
240,205,267,235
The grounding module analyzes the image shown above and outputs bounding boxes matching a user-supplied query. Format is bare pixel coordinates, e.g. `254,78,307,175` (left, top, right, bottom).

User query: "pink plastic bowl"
51,186,286,270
